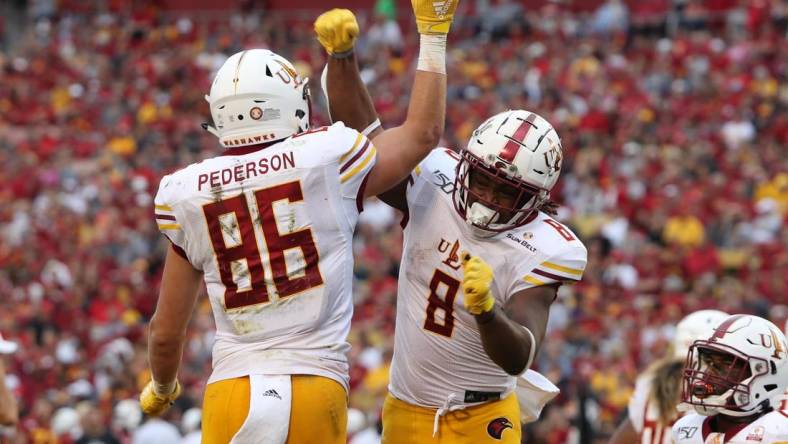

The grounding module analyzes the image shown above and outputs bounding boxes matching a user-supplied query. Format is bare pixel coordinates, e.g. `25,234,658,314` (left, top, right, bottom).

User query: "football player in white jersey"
609,310,729,444
0,333,18,427
137,2,460,443
783,319,788,415
317,16,586,444
671,314,788,444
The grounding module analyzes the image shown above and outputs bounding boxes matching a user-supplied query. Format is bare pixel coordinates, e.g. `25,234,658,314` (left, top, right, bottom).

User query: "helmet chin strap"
201,122,220,138
689,388,761,418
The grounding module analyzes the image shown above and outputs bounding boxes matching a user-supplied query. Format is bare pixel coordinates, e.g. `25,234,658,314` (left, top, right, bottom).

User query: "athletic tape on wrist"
153,379,177,396
417,34,447,74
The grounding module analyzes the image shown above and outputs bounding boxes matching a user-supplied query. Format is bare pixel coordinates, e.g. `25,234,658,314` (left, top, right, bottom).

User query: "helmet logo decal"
498,113,537,162
274,60,303,87
250,107,263,120
709,314,748,342
543,141,562,174
770,329,786,359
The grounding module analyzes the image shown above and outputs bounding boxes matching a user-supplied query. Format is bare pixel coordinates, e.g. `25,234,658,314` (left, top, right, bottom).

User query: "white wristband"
417,34,447,74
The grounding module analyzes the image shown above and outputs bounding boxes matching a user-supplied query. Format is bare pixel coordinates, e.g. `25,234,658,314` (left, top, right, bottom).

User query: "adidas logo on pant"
262,389,282,400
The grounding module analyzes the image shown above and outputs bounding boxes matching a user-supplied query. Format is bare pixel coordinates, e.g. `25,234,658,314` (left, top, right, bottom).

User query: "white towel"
230,374,292,444
515,370,560,424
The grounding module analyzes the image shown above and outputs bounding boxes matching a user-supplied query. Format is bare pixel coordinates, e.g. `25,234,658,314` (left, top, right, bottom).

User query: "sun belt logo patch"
487,417,513,440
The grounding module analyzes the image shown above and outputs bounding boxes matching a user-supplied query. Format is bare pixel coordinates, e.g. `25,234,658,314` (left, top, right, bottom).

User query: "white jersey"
389,149,587,408
672,411,788,444
628,372,683,444
153,122,376,389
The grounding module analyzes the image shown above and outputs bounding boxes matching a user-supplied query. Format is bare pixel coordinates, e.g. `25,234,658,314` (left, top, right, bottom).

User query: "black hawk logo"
487,417,513,440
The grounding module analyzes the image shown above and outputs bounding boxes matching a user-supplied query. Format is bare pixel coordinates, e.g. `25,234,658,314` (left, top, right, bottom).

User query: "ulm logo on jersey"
437,238,462,270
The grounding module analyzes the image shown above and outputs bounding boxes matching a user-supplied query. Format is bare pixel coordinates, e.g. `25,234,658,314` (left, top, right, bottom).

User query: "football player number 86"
202,181,323,310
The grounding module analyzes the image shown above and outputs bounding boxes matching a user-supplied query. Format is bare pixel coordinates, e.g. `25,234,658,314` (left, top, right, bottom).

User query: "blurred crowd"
0,0,786,443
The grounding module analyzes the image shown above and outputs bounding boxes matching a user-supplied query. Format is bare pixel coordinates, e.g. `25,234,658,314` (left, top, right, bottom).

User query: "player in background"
671,314,788,444
0,333,18,427
138,1,458,443
783,319,788,415
316,12,586,443
608,310,729,444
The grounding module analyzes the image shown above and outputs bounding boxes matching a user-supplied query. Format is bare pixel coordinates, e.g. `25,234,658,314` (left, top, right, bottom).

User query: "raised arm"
314,1,457,199
320,51,382,140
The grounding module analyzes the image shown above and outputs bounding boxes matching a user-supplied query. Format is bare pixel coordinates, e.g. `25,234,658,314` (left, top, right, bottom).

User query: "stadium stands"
0,0,785,442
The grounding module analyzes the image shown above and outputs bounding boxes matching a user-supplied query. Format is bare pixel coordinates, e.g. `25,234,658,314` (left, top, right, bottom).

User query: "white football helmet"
673,309,729,359
204,49,311,148
452,110,563,234
681,314,788,417
0,332,17,354
112,399,142,431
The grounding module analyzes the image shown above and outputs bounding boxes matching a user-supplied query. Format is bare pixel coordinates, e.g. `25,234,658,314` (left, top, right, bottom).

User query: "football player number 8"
424,270,461,337
202,181,323,310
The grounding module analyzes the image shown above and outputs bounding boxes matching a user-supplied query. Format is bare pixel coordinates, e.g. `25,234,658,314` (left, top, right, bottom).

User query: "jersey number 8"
424,269,461,337
202,181,323,310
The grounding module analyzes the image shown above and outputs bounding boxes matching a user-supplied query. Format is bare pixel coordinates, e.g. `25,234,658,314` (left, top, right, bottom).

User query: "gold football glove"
412,0,459,35
461,253,495,315
314,9,359,55
140,380,181,416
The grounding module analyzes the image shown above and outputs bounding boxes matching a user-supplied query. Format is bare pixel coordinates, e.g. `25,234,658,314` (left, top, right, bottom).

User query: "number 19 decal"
424,269,461,337
202,181,323,310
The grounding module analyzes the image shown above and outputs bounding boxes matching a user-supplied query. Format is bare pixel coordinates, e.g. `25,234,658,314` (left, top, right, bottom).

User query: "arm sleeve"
510,242,588,295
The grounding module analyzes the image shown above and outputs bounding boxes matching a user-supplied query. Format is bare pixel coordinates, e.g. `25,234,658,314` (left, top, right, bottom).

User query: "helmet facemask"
452,149,548,234
682,342,768,417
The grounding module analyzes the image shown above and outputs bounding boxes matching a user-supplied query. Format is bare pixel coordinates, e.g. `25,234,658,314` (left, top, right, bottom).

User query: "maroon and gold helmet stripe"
499,113,536,163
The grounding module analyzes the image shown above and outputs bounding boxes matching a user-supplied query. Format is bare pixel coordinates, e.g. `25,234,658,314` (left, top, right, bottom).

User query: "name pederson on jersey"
153,122,376,390
389,148,588,408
